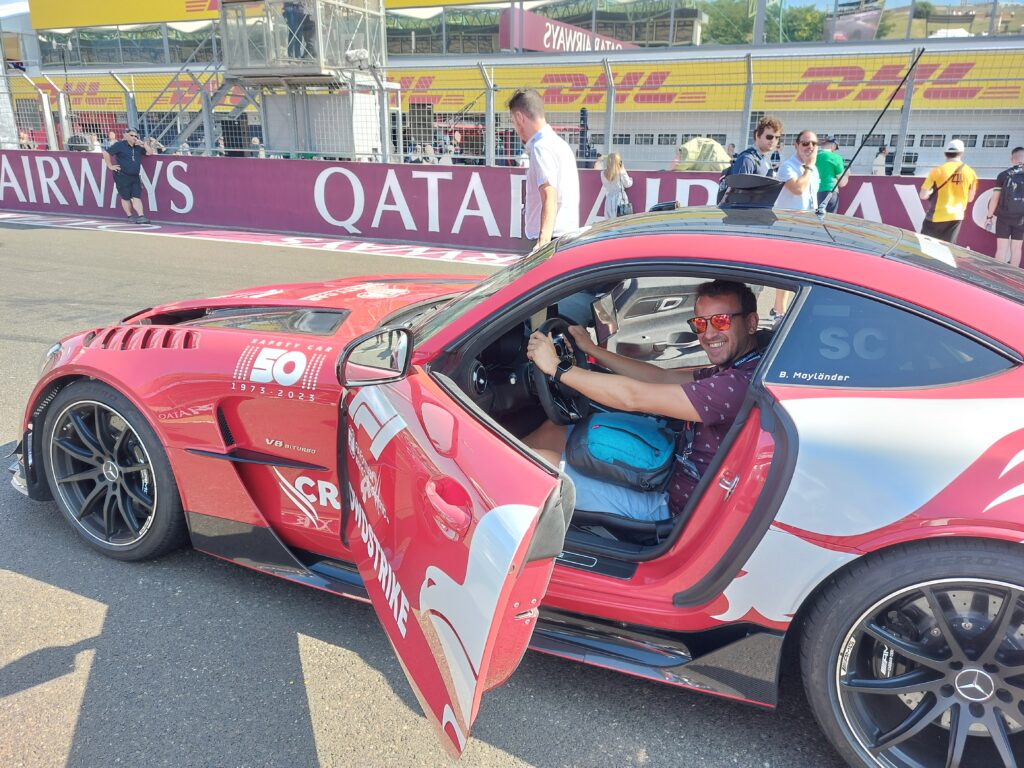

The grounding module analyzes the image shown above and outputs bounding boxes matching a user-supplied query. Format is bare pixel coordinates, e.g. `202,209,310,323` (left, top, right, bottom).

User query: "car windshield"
413,241,557,345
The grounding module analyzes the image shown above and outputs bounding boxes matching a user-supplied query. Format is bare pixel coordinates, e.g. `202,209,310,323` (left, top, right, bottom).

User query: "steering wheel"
531,317,592,426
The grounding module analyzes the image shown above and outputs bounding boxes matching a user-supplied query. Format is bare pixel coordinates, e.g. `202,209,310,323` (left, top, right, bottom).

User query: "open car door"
338,329,572,756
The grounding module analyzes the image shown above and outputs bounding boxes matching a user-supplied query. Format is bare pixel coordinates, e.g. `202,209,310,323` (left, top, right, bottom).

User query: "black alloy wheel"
43,381,187,560
803,542,1024,768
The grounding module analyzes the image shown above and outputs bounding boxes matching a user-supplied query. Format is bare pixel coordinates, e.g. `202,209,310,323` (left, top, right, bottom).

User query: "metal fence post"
21,74,58,149
752,0,767,46
0,60,18,149
602,58,614,158
479,62,495,167
370,67,391,163
892,47,921,178
740,53,753,146
111,73,139,129
200,89,215,154
43,76,71,148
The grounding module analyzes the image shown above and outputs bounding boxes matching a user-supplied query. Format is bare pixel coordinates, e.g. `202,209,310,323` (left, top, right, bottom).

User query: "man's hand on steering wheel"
527,317,592,426
526,331,561,378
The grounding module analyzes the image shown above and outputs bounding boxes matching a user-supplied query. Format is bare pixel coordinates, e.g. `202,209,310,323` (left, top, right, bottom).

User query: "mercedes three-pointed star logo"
954,669,996,702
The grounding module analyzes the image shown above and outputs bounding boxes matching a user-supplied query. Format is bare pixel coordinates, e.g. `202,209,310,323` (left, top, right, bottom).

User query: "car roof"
559,207,1024,305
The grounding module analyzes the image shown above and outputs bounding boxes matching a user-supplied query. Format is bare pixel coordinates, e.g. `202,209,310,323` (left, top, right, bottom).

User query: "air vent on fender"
87,326,199,350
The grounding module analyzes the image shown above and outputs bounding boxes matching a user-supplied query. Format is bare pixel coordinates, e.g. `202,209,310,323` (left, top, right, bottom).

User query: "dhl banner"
32,0,484,28
30,0,221,28
389,50,1023,112
11,51,1021,115
9,74,250,114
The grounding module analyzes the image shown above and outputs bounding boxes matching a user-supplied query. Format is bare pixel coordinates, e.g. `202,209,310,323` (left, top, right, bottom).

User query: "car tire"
41,380,188,561
800,539,1024,768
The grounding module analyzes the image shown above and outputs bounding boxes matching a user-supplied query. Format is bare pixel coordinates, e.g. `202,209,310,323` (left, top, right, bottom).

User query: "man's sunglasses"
799,140,819,147
763,134,777,141
687,312,745,334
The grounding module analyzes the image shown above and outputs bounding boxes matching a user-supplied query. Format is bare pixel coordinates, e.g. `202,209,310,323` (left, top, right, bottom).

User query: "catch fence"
7,42,1023,175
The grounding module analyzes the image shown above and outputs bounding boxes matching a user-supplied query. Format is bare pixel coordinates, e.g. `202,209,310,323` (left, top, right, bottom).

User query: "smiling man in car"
525,279,761,522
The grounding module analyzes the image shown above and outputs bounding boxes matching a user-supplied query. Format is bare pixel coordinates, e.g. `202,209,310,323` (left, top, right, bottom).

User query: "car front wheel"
42,380,187,561
801,540,1024,768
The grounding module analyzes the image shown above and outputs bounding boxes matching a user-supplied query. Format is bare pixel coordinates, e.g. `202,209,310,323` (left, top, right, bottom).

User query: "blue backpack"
566,412,676,492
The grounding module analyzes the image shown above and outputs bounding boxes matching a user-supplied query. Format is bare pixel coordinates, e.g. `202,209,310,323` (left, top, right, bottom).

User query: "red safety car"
11,208,1024,768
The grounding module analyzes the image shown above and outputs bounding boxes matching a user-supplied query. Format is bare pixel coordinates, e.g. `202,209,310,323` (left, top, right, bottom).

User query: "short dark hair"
1012,146,1024,156
696,280,757,317
754,116,782,139
795,130,817,145
507,88,545,120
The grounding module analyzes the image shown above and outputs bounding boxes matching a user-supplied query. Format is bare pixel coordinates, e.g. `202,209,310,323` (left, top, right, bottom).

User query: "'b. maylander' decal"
232,339,329,396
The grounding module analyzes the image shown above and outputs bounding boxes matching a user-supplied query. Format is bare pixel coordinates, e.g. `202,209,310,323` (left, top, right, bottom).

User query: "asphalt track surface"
0,219,845,768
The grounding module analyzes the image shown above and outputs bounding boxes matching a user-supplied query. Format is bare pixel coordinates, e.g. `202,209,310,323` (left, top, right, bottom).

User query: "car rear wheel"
801,540,1024,768
42,380,187,561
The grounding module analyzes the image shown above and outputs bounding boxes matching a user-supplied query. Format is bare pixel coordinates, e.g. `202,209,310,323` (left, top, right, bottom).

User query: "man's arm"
567,326,694,385
529,331,700,420
102,150,119,171
987,186,1002,217
783,165,814,194
537,182,558,247
919,171,936,200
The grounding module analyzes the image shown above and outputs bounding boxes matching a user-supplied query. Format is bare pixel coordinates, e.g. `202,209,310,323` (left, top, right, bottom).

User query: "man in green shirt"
815,135,848,213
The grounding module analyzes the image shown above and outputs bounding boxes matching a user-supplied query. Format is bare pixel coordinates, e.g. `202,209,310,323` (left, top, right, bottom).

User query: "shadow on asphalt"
0,477,843,768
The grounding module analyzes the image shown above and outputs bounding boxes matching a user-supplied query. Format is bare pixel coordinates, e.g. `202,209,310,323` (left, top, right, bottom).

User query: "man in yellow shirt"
919,139,978,245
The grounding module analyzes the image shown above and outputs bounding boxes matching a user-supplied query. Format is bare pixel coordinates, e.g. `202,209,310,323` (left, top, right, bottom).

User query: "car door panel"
342,371,568,756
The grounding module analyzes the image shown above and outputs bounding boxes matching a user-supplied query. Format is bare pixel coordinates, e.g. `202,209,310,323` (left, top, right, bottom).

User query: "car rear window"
886,232,1024,306
765,286,1013,389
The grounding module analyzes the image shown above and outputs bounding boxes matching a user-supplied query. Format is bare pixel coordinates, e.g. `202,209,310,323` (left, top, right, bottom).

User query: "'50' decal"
234,343,328,391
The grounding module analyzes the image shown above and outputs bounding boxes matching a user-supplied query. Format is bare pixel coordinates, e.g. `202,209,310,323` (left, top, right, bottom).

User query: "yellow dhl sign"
9,75,250,114
11,50,1020,116
389,50,1024,112
30,0,221,28
31,0,479,28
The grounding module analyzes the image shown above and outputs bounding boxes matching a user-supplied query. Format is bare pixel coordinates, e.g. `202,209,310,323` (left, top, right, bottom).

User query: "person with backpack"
728,117,782,178
715,116,782,205
986,146,1024,268
919,139,978,245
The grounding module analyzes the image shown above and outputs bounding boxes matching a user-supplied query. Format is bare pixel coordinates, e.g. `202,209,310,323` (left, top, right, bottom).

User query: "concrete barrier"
0,151,999,255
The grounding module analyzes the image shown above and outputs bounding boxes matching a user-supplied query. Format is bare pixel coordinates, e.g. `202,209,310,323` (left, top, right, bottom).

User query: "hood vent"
85,326,199,351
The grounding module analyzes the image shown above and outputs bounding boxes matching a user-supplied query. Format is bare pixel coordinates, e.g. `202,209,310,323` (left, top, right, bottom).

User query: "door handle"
718,472,740,500
425,478,472,541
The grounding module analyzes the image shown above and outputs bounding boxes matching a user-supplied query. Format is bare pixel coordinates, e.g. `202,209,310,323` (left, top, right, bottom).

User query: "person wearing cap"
103,128,155,224
815,135,848,213
919,138,978,245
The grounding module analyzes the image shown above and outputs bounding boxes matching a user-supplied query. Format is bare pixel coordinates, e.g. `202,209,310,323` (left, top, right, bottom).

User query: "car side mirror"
338,327,413,387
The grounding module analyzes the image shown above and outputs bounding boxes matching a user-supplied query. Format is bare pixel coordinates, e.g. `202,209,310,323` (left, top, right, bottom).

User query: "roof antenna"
816,47,925,217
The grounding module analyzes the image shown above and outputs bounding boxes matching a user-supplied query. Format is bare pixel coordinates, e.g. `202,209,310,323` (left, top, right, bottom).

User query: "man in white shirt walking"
508,88,580,251
775,130,820,211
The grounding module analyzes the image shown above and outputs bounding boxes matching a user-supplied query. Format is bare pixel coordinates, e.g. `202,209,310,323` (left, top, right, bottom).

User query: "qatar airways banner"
498,8,639,53
0,151,999,255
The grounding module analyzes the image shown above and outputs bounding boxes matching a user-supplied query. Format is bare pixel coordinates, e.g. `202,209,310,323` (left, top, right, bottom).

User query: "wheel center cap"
102,461,120,483
954,669,996,702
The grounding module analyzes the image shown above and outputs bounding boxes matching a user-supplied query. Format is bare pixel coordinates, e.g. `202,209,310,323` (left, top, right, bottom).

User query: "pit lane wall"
0,150,1000,255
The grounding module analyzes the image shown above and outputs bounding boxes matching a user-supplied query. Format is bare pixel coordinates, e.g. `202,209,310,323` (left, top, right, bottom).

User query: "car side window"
764,286,1013,388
